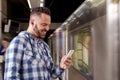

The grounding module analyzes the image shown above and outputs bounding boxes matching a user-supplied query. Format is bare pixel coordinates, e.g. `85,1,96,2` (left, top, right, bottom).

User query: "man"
0,37,10,79
1,38,10,54
0,38,10,56
4,7,72,80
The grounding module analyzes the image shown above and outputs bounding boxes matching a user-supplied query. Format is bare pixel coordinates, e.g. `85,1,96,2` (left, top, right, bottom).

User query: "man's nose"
45,26,50,31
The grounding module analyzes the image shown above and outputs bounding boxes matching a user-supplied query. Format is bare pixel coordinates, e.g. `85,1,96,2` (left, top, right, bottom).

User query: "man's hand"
60,55,72,69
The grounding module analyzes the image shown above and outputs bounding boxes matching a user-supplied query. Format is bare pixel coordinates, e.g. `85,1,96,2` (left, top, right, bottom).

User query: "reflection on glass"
72,27,92,76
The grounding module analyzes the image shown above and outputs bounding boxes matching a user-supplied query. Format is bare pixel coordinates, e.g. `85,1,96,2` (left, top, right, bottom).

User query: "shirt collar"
19,31,44,44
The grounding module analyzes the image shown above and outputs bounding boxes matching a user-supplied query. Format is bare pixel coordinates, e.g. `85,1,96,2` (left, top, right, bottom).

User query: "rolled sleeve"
51,65,64,78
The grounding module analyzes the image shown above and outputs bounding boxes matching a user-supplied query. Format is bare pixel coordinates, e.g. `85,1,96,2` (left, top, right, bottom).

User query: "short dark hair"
30,7,51,16
2,37,10,42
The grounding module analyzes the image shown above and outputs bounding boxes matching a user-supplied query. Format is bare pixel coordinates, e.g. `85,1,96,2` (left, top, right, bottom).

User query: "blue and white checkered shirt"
4,31,64,80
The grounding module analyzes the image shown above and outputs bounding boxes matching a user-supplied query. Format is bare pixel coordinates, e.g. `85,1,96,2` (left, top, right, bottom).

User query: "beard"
33,25,47,39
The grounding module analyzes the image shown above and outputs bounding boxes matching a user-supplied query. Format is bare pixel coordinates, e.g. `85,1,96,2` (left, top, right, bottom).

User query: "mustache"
42,30,47,32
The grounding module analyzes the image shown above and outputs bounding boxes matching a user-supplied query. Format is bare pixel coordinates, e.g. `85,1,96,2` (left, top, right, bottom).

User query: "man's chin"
39,35,45,39
36,35,45,39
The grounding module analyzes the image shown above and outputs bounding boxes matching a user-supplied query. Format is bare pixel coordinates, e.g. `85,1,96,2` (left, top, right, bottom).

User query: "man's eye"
42,24,47,26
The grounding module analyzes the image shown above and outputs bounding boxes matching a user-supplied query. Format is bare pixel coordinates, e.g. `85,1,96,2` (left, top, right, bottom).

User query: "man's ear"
30,19,37,30
31,20,36,30
30,18,34,26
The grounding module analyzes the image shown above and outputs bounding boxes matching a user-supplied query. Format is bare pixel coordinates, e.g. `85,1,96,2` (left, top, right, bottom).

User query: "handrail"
78,59,89,68
77,59,90,74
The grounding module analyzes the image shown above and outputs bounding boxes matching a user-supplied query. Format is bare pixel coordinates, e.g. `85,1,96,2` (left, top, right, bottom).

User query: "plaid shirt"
4,31,64,80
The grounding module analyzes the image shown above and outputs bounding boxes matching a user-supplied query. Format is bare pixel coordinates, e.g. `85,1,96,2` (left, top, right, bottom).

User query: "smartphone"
66,50,74,57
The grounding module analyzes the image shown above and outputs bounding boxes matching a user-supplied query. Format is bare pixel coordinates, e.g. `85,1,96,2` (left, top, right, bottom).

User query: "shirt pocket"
23,50,44,66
